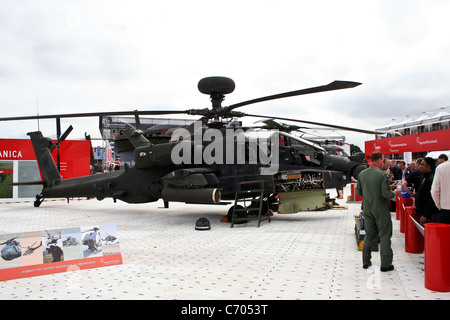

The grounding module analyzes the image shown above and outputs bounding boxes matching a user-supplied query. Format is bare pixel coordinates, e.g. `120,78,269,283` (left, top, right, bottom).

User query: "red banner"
50,140,91,179
0,139,36,160
0,138,91,179
365,129,450,156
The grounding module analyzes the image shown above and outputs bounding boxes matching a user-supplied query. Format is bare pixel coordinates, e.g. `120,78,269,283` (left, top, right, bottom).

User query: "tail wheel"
34,195,44,207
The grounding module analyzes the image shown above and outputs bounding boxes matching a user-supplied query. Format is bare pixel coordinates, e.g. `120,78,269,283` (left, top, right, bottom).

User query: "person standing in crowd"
395,160,411,182
356,151,395,272
437,153,448,165
382,158,392,177
389,159,399,180
382,158,397,212
387,159,399,212
415,157,439,224
402,158,423,197
431,159,450,224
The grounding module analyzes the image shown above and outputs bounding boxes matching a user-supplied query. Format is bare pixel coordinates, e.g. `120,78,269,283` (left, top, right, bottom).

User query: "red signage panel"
0,138,91,179
51,140,91,179
365,129,450,156
0,139,37,160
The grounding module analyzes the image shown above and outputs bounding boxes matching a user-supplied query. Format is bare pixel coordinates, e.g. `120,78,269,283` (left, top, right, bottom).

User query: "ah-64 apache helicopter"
1,77,378,224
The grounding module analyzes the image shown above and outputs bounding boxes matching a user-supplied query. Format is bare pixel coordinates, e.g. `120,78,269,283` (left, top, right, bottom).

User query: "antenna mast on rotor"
36,92,40,131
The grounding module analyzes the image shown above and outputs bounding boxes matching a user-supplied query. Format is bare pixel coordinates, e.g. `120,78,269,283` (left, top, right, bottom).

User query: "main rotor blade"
0,110,189,122
245,113,381,135
226,80,361,111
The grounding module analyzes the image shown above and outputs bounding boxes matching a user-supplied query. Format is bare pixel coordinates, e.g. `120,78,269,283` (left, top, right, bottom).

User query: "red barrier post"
395,190,402,220
399,197,413,233
350,183,363,202
404,206,424,253
425,223,450,292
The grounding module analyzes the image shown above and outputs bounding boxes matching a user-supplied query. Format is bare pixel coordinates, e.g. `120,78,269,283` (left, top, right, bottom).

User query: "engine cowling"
162,188,221,204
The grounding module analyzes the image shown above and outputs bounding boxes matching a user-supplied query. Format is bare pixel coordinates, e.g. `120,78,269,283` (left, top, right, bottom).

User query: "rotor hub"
197,77,236,120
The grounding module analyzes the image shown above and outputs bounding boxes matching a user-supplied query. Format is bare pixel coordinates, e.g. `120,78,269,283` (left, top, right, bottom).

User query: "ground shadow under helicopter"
0,199,346,229
153,206,346,227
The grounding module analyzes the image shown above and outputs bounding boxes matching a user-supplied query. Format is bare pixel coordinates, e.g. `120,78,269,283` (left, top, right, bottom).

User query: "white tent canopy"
426,150,450,159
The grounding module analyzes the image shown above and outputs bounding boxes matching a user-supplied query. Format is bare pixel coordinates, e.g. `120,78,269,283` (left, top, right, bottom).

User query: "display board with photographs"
0,224,122,281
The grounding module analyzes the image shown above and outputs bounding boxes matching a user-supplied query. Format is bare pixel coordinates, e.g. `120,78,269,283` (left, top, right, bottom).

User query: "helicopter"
0,237,42,261
0,237,21,261
81,227,101,250
1,77,380,217
63,236,80,246
23,241,42,256
44,230,62,245
102,234,118,244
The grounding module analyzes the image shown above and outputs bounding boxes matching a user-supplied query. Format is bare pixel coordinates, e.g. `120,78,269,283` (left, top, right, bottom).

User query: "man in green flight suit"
356,151,395,272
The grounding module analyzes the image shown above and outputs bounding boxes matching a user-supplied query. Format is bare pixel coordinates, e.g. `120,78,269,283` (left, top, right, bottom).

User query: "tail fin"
27,131,61,186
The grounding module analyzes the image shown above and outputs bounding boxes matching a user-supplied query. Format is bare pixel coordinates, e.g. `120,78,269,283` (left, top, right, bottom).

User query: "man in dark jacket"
356,152,395,272
395,160,411,182
416,157,439,223
389,160,400,180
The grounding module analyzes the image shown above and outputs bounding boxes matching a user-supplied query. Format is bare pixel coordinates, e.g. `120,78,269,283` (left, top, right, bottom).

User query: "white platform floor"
0,186,449,300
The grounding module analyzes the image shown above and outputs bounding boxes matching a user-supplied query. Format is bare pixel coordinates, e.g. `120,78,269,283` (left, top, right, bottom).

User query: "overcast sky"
1,0,450,150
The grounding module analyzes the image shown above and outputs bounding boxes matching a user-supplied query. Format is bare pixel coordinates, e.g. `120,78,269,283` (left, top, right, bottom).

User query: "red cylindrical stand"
400,208,405,233
399,197,413,233
350,183,363,202
425,223,450,292
395,190,401,220
404,206,424,253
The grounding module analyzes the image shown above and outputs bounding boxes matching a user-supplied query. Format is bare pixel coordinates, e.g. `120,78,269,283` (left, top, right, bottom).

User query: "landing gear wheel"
34,195,44,207
227,205,247,224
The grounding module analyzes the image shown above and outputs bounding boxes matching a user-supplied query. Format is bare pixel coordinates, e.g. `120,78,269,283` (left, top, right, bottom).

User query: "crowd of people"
387,153,449,224
355,151,450,272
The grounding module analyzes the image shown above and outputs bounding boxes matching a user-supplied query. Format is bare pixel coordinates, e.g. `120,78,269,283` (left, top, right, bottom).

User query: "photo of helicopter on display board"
0,236,42,262
1,77,379,225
